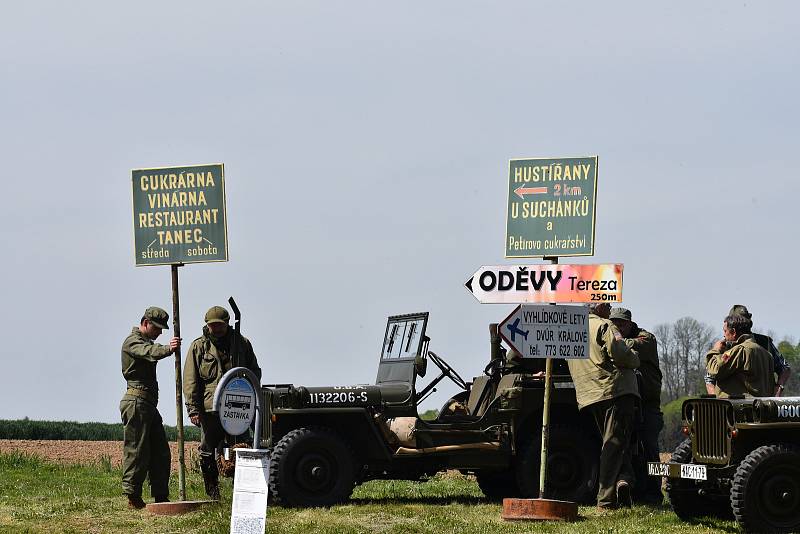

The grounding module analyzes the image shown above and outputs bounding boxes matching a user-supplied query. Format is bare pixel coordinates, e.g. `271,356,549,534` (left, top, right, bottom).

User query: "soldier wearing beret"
567,302,640,510
120,306,181,509
184,305,262,500
610,307,663,505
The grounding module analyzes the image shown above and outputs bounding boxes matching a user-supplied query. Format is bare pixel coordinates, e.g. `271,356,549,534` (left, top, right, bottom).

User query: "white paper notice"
230,449,269,534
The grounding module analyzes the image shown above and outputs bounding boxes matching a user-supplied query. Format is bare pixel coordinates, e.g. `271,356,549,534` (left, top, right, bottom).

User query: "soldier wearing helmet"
183,305,262,500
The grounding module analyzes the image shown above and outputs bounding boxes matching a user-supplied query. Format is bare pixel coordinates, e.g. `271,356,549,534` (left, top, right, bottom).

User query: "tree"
656,317,715,402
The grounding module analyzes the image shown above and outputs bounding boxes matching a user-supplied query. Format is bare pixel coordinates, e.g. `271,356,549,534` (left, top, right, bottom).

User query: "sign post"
497,155,604,521
131,163,228,502
213,367,267,534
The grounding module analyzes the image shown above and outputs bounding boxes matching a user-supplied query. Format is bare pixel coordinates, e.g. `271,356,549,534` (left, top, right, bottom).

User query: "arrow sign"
514,185,548,200
464,263,623,304
499,304,589,359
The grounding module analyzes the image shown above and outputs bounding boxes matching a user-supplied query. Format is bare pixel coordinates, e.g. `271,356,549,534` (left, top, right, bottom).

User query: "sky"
1,1,798,424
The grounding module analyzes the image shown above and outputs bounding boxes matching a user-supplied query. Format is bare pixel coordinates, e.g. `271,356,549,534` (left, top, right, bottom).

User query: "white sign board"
230,448,269,534
499,304,589,359
216,377,256,436
464,264,623,304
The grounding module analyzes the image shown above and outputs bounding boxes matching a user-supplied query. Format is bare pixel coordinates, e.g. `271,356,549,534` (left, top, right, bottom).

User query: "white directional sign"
465,263,623,304
499,304,589,359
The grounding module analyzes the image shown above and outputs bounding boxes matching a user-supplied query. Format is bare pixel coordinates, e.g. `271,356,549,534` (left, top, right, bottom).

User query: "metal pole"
171,263,186,501
539,256,558,499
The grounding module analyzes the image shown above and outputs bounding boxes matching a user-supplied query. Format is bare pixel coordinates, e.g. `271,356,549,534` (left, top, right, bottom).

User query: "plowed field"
0,439,200,471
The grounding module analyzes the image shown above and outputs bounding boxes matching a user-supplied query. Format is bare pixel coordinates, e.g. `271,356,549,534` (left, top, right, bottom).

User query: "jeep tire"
515,424,599,504
476,471,520,501
666,438,730,520
268,427,356,507
731,443,800,533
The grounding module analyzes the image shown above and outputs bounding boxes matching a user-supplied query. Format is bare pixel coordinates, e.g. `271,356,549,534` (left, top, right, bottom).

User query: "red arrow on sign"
514,185,548,200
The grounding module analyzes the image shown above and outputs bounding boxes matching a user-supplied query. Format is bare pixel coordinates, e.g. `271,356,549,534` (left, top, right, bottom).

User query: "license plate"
680,464,707,481
647,462,669,476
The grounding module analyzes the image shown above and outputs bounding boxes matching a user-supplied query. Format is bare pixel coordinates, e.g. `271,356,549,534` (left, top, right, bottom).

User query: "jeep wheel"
666,439,730,519
731,443,800,533
515,425,599,504
268,427,356,507
476,471,520,500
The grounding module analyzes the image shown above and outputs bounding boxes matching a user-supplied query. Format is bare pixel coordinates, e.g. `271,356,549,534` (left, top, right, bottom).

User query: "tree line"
0,419,200,441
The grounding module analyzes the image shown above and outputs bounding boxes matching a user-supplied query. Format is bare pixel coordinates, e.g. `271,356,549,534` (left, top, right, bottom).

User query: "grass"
0,452,740,533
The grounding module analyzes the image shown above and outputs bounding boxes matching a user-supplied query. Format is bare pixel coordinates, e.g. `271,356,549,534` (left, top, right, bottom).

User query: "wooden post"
171,264,186,501
539,256,558,498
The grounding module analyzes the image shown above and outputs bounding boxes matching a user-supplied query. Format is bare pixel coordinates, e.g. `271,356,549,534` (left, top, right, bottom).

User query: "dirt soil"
0,439,674,472
0,440,200,472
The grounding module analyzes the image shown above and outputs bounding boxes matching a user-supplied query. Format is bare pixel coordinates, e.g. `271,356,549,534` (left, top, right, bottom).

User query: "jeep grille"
684,399,733,465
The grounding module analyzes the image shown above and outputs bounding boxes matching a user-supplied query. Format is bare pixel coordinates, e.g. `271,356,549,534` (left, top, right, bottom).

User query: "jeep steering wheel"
427,351,468,390
483,358,503,379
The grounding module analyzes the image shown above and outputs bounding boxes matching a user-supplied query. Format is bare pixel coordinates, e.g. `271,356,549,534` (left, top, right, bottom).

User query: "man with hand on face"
706,313,774,398
120,306,181,509
183,305,262,500
704,305,791,396
567,302,640,511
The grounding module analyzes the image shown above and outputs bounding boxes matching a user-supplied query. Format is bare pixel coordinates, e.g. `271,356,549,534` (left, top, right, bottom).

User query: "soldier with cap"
705,305,790,396
610,307,663,505
120,306,181,509
183,305,262,500
706,313,775,398
567,302,640,511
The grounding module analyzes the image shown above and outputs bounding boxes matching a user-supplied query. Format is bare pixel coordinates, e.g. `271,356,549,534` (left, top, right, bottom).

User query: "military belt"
125,387,158,405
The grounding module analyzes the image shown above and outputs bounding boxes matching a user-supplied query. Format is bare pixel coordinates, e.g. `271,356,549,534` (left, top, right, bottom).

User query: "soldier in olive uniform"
183,306,262,499
567,302,640,510
610,307,663,505
705,304,791,396
706,314,775,398
120,307,181,509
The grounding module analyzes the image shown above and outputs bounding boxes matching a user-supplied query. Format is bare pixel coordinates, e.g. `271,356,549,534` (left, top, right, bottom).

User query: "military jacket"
121,327,173,405
567,313,640,410
706,334,775,398
624,326,662,410
183,327,262,415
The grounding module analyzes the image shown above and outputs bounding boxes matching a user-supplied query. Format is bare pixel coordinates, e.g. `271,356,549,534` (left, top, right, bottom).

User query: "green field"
0,451,739,534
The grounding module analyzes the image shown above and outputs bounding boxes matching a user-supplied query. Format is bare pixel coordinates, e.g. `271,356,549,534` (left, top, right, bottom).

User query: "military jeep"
649,396,800,532
261,312,600,507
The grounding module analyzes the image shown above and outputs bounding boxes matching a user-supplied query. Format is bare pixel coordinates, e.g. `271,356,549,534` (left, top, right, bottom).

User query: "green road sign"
505,156,598,258
132,163,228,266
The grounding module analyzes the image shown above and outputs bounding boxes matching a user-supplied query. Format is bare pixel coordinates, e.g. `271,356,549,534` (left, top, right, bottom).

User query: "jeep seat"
466,376,496,417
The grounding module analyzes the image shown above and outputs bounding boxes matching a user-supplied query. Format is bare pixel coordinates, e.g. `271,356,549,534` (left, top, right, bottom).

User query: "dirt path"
0,440,200,472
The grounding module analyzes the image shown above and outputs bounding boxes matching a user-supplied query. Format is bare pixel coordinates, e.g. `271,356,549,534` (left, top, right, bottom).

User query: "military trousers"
634,406,664,503
198,413,226,477
198,412,251,476
586,394,637,508
119,396,171,498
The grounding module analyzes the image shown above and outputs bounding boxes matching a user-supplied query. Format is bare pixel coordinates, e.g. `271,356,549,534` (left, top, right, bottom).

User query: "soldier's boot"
200,456,221,500
153,495,170,503
126,494,146,509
